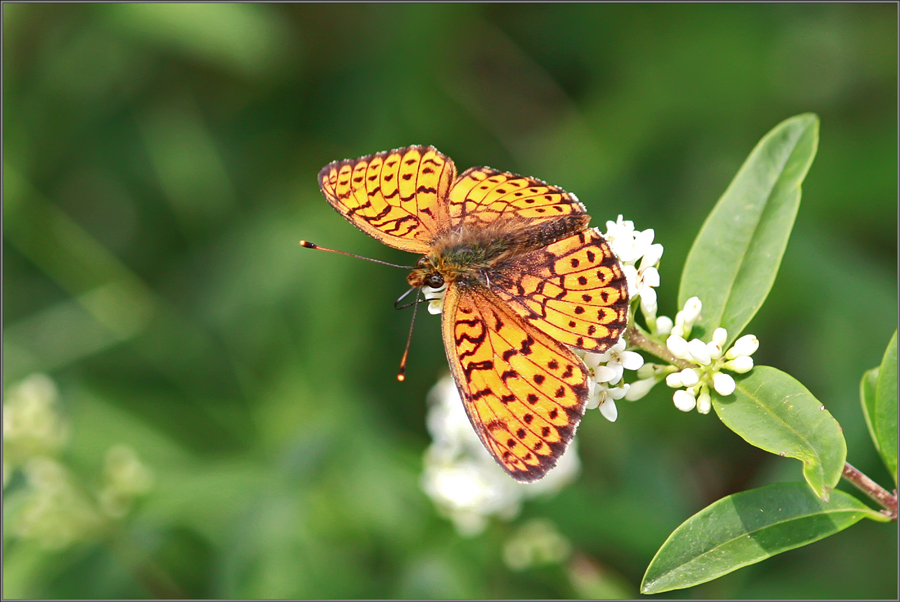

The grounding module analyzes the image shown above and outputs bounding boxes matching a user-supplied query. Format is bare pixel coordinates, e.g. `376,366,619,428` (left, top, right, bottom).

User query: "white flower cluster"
420,375,580,536
602,215,663,323
626,297,759,414
3,374,153,549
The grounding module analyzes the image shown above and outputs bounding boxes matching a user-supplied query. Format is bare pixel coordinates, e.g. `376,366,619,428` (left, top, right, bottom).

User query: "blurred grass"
3,3,897,598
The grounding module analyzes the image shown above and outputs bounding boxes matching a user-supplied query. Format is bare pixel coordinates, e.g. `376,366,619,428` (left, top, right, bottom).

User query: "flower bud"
713,372,736,396
666,335,690,360
655,316,673,336
681,297,702,326
678,368,700,387
687,339,711,365
712,328,728,346
707,341,723,360
726,355,754,374
624,377,657,400
729,334,759,358
696,389,712,414
673,389,697,412
665,372,684,388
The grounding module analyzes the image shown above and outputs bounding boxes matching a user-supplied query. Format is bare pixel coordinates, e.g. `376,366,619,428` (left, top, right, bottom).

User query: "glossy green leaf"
874,331,898,484
641,483,889,594
713,366,846,501
679,114,819,345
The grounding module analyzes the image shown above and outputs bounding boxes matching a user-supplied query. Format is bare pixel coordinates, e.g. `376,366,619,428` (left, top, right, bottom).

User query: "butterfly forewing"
318,145,456,253
441,283,589,481
447,167,588,232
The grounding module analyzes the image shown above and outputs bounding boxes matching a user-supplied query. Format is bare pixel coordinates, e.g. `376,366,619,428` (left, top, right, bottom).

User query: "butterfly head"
407,256,445,290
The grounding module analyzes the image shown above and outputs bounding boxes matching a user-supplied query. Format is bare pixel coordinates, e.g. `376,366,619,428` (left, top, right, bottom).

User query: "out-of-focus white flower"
421,375,580,536
3,374,68,472
503,519,572,571
3,375,154,549
11,458,106,549
98,445,154,519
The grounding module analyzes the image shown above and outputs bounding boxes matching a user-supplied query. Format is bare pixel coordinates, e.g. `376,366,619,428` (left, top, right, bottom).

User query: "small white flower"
665,372,684,388
640,243,664,270
713,372,736,396
602,217,663,311
598,396,619,422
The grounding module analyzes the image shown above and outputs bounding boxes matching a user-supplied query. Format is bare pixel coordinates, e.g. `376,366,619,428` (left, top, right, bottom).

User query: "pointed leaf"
679,114,819,345
641,483,889,594
874,331,897,484
712,366,846,501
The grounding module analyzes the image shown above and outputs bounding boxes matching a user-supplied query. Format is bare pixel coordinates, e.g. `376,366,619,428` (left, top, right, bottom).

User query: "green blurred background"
3,3,897,598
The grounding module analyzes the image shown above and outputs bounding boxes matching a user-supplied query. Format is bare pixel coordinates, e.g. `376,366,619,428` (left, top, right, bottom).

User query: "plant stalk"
842,462,897,520
624,327,693,369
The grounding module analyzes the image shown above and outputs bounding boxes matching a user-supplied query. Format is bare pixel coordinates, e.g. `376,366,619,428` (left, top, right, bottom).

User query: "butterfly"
315,145,629,481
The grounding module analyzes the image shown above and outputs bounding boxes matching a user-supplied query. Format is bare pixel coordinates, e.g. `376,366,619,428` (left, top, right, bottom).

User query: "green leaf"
874,331,898,484
713,366,846,501
860,367,880,461
678,114,819,345
641,483,889,594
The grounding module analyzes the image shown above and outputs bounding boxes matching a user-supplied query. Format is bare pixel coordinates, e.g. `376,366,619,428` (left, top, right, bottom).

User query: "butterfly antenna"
396,289,421,382
299,241,411,270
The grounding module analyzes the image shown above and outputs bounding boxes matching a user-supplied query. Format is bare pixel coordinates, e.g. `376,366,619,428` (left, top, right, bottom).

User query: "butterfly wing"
318,145,457,253
441,281,589,481
490,228,630,353
447,167,590,244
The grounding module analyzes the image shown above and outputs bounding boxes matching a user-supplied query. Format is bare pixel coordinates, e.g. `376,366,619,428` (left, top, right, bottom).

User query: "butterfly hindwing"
441,282,589,481
490,228,630,352
318,145,456,253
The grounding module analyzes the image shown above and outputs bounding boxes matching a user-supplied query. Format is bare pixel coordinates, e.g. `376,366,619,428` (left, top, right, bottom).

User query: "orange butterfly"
315,146,629,481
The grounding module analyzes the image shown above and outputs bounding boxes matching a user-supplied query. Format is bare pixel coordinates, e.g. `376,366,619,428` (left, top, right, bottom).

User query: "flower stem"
624,327,693,369
842,462,897,520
